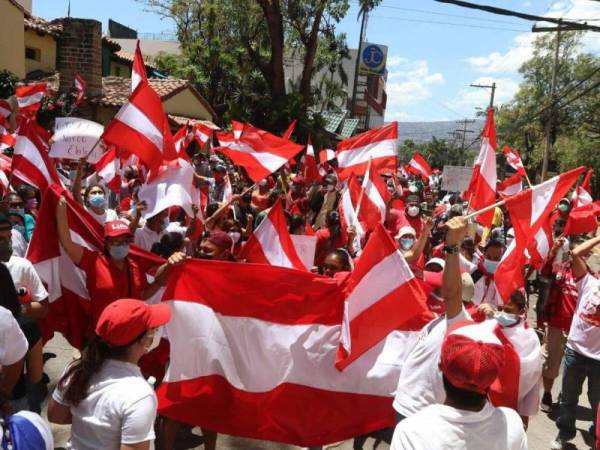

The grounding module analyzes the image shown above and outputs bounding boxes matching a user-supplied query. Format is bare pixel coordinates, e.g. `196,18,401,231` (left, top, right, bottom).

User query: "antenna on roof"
67,0,71,17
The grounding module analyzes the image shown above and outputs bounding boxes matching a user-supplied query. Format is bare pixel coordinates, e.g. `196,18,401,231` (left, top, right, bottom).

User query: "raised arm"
443,216,469,319
404,217,433,263
56,196,83,265
571,234,600,279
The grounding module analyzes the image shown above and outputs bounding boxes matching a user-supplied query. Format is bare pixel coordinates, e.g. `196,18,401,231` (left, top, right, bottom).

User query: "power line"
376,4,526,26
369,15,530,32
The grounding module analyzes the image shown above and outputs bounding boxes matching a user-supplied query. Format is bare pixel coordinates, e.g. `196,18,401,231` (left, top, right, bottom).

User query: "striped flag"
94,146,121,193
16,83,47,115
497,173,523,198
74,73,86,105
131,40,148,92
503,146,527,177
407,152,432,179
0,99,11,118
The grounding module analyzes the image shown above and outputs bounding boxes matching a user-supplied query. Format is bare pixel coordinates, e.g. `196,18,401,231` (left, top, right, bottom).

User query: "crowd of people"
0,137,599,450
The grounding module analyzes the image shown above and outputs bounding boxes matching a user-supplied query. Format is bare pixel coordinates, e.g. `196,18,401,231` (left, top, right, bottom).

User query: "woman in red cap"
48,299,171,450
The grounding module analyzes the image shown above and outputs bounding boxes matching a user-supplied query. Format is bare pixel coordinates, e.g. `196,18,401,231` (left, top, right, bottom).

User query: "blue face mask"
483,258,499,274
13,224,26,239
400,238,415,251
108,244,129,260
8,207,25,217
494,311,519,327
89,193,106,208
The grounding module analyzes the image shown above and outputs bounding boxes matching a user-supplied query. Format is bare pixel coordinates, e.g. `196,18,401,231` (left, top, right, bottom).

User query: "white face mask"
407,206,420,217
483,258,499,274
494,311,519,327
228,231,241,244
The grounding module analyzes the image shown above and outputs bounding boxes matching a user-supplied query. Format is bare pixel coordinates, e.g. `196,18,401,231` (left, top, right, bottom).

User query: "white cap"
395,226,416,239
425,257,446,270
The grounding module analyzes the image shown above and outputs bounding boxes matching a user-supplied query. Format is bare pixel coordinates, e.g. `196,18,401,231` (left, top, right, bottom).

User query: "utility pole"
455,119,476,152
350,11,368,119
470,82,496,109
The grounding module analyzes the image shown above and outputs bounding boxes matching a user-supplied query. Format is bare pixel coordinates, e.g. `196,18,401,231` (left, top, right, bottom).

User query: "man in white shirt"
133,209,169,252
0,305,28,394
552,234,600,449
11,228,27,257
391,320,527,450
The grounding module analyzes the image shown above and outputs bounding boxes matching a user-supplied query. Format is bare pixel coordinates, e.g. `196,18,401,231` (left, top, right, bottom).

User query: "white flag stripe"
115,102,163,152
479,138,497,192
164,300,415,395
14,136,52,182
336,138,396,168
362,172,386,223
255,217,294,269
346,250,414,321
530,176,559,227
17,91,45,108
131,72,143,92
226,141,289,174
534,227,550,259
408,160,427,175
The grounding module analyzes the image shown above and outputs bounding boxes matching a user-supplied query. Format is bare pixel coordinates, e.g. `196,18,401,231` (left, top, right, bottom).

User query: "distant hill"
398,120,485,148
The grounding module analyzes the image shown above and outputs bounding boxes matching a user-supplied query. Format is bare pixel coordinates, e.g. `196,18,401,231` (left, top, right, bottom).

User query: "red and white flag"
157,255,426,446
497,173,523,198
527,218,552,270
102,81,176,171
74,73,86,105
12,119,63,193
94,146,121,193
339,174,367,253
173,123,193,160
407,152,432,180
494,166,585,303
131,40,148,92
27,184,164,348
336,122,397,180
240,200,305,271
302,137,321,184
357,158,389,227
0,116,16,151
465,108,497,227
565,201,600,236
192,122,213,148
574,168,593,207
216,121,303,182
336,223,433,370
16,83,47,115
0,99,11,118
282,119,297,140
0,153,11,196
319,148,336,165
502,146,527,177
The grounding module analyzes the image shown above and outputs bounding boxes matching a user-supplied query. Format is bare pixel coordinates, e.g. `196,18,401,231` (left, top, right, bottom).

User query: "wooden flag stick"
205,182,256,225
524,172,533,189
83,136,103,160
464,198,506,221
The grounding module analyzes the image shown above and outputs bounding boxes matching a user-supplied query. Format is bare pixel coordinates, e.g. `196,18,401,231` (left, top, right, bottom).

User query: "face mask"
407,206,420,217
494,311,519,327
0,239,12,262
8,207,25,217
326,184,335,192
108,243,129,260
228,231,241,244
483,258,499,274
88,193,106,208
26,198,38,210
400,238,415,250
558,204,569,213
13,224,26,238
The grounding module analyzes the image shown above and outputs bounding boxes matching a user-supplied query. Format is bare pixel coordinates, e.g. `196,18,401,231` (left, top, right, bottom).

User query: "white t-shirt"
134,226,164,252
3,255,48,302
568,274,600,361
11,228,27,257
53,359,157,450
391,402,527,450
473,275,502,306
0,305,27,365
86,207,118,225
393,308,471,417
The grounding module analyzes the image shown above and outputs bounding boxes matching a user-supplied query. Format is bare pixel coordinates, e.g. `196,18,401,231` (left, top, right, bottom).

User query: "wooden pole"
464,198,506,221
205,183,256,225
83,136,103,160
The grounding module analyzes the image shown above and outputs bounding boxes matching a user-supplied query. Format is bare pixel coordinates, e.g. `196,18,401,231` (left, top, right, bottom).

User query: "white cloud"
523,1,532,7
466,1,600,75
386,55,409,67
448,77,520,110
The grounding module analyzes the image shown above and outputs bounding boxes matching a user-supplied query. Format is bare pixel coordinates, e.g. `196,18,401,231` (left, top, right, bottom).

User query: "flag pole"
524,172,533,189
464,198,506,221
205,182,256,225
83,136,103,160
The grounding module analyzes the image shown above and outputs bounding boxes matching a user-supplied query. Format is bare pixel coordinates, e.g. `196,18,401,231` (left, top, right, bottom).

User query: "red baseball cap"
440,321,505,394
95,299,171,347
104,220,132,238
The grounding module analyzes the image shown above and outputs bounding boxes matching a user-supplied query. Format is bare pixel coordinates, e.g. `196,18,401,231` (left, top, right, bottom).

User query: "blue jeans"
556,347,600,440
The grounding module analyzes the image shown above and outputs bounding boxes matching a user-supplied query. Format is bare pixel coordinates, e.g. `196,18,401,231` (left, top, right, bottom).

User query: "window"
25,47,41,62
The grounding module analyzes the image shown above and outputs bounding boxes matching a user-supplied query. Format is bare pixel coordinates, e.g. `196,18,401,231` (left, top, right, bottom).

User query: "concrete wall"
24,30,56,75
0,0,25,78
162,87,213,120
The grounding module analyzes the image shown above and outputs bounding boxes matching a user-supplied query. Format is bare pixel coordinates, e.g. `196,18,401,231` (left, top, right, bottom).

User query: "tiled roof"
113,50,158,71
24,15,63,37
168,115,220,130
102,36,121,52
94,76,189,107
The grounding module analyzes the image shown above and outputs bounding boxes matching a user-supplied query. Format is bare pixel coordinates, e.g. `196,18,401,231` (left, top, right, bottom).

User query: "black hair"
323,174,337,186
0,264,21,318
484,238,505,251
509,290,527,311
289,214,306,234
241,191,252,203
328,248,352,272
58,333,145,407
151,232,184,259
326,210,342,243
461,237,475,249
15,184,35,200
442,375,487,408
83,184,106,204
205,203,220,218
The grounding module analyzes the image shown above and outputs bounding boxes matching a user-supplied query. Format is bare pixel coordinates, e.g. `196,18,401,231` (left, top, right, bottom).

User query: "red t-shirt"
544,267,578,331
78,248,148,325
314,228,347,267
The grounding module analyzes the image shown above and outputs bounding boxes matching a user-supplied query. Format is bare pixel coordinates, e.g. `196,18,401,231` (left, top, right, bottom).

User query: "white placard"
290,235,317,271
50,117,105,163
441,165,474,193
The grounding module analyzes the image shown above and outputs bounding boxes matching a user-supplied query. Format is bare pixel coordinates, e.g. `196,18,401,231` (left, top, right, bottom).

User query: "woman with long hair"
48,299,172,450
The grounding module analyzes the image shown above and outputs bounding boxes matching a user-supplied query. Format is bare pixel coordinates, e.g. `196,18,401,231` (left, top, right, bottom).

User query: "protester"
252,179,272,212
132,208,170,252
5,192,35,241
471,238,505,306
551,233,600,449
314,210,354,268
81,184,118,225
0,302,28,396
48,299,171,450
322,248,353,279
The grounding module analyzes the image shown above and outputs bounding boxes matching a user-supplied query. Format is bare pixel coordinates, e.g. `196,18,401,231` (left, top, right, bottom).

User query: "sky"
34,0,600,123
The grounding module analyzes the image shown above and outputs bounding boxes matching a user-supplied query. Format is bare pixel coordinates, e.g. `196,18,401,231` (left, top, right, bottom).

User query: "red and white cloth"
336,223,433,370
497,173,523,198
495,167,585,303
16,84,47,115
573,168,593,208
216,121,302,182
527,218,552,270
465,108,497,227
0,116,16,151
94,146,121,193
131,40,148,92
503,146,527,178
0,99,12,118
282,119,297,140
193,122,213,148
319,148,336,165
240,200,305,271
339,174,367,253
156,254,427,447
301,137,321,184
173,123,193,159
74,73,86,105
336,122,397,180
12,119,63,193
407,152,432,180
102,81,177,171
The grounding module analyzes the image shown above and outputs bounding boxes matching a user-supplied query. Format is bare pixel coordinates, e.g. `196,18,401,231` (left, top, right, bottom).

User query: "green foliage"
0,70,18,99
398,137,475,169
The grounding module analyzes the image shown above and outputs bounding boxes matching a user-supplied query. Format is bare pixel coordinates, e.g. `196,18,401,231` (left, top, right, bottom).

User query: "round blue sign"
361,45,385,72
